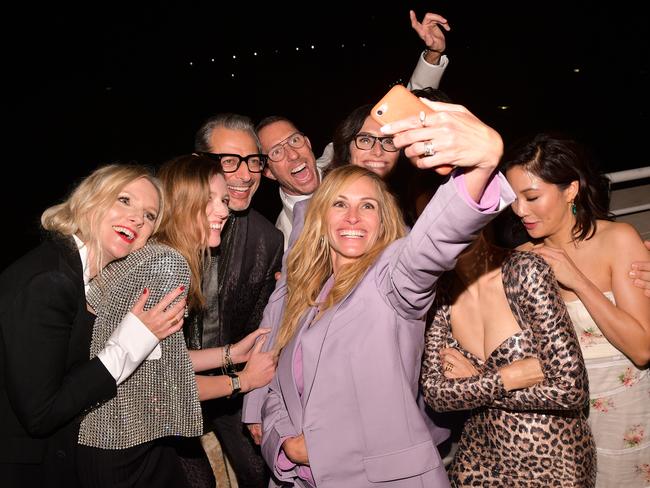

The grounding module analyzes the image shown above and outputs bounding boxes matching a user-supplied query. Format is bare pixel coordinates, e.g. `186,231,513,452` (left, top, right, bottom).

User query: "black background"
5,1,649,270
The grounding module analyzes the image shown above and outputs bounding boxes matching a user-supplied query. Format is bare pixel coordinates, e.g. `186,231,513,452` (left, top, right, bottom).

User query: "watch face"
230,374,241,395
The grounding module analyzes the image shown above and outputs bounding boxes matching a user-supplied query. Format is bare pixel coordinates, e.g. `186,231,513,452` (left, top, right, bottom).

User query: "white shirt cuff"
407,54,448,91
97,312,160,385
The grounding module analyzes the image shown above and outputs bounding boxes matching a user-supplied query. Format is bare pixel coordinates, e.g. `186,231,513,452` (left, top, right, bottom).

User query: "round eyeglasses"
199,152,267,173
353,134,398,152
267,132,306,162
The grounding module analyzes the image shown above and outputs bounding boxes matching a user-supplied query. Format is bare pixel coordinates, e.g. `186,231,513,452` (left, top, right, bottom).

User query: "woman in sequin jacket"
76,155,277,488
0,164,188,488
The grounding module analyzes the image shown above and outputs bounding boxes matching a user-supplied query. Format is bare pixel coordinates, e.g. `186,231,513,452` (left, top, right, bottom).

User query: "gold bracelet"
224,344,235,374
221,346,227,375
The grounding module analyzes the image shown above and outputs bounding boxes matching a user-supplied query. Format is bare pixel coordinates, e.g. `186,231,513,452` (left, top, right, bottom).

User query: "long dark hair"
500,133,611,241
329,104,373,172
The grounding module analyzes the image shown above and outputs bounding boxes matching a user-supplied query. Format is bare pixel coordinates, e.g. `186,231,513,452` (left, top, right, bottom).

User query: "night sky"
6,1,649,270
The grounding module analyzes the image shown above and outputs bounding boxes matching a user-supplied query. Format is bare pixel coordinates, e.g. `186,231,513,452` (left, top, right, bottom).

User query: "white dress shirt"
74,235,160,385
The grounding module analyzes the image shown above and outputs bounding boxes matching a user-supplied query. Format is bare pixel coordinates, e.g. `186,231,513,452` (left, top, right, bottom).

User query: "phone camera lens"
377,110,383,116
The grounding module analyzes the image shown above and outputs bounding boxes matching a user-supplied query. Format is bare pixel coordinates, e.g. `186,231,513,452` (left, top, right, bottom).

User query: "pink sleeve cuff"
452,170,500,212
277,438,297,471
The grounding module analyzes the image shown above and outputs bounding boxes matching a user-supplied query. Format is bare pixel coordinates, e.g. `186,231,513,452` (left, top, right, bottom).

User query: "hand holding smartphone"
371,85,453,175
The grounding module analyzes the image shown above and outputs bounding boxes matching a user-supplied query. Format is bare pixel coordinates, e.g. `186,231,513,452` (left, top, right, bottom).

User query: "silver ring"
419,110,427,127
423,140,436,157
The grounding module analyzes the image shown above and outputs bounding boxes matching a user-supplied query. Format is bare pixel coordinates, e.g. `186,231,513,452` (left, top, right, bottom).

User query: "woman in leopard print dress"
421,231,596,486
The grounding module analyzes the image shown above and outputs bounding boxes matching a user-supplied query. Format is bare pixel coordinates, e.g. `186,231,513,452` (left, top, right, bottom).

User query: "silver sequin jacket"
78,242,203,449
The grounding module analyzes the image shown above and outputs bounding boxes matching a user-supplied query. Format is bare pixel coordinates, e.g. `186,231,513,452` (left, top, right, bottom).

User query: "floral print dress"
566,291,650,487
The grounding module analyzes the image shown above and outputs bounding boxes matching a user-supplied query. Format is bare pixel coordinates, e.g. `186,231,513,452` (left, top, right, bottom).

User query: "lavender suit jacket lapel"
299,299,343,409
276,292,329,430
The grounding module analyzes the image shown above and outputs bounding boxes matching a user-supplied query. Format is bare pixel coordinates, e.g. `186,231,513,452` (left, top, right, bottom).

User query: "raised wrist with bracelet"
221,344,235,375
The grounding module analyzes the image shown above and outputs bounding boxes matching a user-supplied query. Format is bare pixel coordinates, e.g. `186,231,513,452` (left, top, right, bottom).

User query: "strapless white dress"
565,291,650,487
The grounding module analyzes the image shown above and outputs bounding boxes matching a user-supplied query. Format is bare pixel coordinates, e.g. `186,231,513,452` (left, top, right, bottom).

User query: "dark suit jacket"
219,208,284,345
0,236,116,487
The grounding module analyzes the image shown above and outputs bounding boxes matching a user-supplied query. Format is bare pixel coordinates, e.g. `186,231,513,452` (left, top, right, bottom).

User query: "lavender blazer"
249,174,514,487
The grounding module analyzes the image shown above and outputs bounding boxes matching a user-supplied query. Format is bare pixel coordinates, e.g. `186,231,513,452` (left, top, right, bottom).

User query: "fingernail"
380,124,391,134
629,271,636,278
143,288,148,295
180,285,185,291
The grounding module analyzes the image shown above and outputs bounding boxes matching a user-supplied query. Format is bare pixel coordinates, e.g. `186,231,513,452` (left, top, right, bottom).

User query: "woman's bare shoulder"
597,220,642,242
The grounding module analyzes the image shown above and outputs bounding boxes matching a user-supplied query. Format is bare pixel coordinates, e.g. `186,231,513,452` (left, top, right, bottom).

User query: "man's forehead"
208,127,256,150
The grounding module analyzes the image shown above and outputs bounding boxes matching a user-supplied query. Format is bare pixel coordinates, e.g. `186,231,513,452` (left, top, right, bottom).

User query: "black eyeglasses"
267,132,306,162
353,134,398,152
199,152,267,173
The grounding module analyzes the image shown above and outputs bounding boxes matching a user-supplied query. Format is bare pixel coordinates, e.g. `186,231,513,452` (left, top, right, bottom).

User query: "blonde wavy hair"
156,153,224,312
276,165,406,350
41,164,163,276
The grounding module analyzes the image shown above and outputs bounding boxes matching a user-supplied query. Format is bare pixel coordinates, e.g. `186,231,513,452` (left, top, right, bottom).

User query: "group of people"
2,9,650,488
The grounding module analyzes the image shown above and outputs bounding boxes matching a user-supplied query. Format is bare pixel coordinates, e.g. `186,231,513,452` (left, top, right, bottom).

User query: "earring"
570,201,577,215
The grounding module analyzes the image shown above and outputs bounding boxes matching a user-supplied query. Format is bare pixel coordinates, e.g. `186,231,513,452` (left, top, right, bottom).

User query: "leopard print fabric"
421,251,596,487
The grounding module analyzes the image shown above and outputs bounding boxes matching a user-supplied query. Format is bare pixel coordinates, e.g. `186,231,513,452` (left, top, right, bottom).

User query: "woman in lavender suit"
259,101,515,487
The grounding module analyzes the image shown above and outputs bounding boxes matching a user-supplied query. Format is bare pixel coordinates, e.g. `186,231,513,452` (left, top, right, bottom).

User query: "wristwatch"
227,373,241,398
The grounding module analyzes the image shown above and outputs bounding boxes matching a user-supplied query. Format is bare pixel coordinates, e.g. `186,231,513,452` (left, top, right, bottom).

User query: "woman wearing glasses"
329,88,452,227
330,105,402,177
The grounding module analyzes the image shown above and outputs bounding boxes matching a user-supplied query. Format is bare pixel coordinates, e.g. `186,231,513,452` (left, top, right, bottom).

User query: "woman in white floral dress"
502,133,650,487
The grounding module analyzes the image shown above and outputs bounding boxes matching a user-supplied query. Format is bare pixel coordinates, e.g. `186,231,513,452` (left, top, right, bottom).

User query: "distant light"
253,52,258,56
275,49,279,54
105,86,112,91
232,55,237,59
498,105,510,110
211,58,215,62
311,45,315,49
341,43,345,48
573,68,581,73
295,47,300,51
231,73,235,78
362,43,366,47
